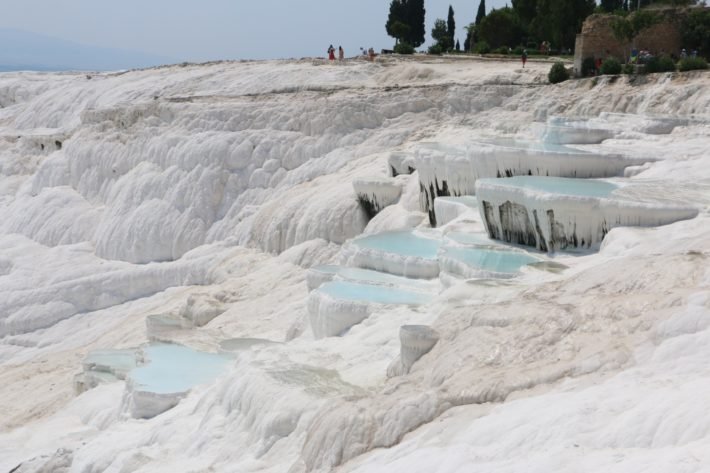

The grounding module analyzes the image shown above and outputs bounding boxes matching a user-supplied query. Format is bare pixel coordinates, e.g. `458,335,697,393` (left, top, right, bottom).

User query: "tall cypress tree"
408,0,426,47
475,0,487,25
447,5,456,51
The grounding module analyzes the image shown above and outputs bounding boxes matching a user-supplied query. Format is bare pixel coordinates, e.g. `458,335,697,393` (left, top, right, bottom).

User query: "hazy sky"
1,0,509,62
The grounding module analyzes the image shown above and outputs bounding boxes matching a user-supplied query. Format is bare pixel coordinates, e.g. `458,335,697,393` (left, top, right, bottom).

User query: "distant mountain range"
0,28,176,72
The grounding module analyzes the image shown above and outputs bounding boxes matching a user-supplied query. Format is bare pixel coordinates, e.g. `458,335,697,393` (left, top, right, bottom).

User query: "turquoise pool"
442,246,541,274
317,281,432,305
351,231,441,259
130,344,231,395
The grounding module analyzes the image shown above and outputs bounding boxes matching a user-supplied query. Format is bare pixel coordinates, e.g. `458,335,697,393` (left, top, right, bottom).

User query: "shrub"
600,57,622,75
682,9,710,61
427,44,444,55
678,57,709,72
645,55,676,73
474,41,491,54
394,42,415,55
494,46,510,55
548,62,570,84
622,63,635,75
513,46,524,55
581,56,596,77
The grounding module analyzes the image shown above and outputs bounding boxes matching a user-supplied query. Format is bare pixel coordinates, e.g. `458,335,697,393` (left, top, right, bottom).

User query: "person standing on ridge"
338,46,344,61
521,49,528,68
328,45,335,61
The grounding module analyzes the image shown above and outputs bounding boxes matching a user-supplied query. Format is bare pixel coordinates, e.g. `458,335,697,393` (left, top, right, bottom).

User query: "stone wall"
574,8,693,76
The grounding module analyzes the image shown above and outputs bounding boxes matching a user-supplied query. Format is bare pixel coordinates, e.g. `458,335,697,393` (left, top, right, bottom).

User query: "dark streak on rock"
482,201,500,240
533,210,548,252
357,195,379,220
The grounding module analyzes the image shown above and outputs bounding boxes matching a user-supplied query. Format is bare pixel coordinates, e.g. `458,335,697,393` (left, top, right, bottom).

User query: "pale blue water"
437,196,478,208
130,344,230,394
477,138,590,154
318,281,432,305
445,232,497,247
484,176,617,198
84,349,138,373
352,231,440,259
309,265,341,275
311,265,432,290
442,247,540,274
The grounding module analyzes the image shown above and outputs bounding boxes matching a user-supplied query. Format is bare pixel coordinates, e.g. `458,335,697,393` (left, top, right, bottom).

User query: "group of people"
326,45,376,62
679,48,699,60
327,45,344,61
628,47,698,65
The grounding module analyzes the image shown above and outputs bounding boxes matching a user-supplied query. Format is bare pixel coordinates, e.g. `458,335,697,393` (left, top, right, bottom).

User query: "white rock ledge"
308,281,432,339
388,325,440,376
433,196,478,227
340,243,440,279
340,231,441,279
125,381,187,419
438,246,541,280
476,176,699,252
416,138,649,226
388,151,416,177
539,124,616,145
306,265,341,291
352,177,403,218
308,291,372,339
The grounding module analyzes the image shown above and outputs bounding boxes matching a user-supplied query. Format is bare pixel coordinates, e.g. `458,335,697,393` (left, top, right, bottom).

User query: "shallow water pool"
317,281,432,305
442,246,541,274
351,231,440,259
444,232,498,247
130,344,231,395
83,349,138,374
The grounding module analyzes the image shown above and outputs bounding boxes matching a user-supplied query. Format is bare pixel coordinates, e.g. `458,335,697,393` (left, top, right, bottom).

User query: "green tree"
478,7,524,49
682,8,710,60
386,0,407,44
464,22,477,51
407,0,427,47
511,0,537,27
600,0,624,12
447,5,456,50
475,0,487,25
432,18,453,51
386,0,426,47
610,10,659,61
532,0,595,50
389,21,411,45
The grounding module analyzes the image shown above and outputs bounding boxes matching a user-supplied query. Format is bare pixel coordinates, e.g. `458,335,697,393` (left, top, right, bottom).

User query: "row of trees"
387,0,596,54
600,0,700,12
387,0,706,56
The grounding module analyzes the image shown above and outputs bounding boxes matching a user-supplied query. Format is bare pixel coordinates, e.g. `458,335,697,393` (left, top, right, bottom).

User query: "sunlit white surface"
1,58,710,473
